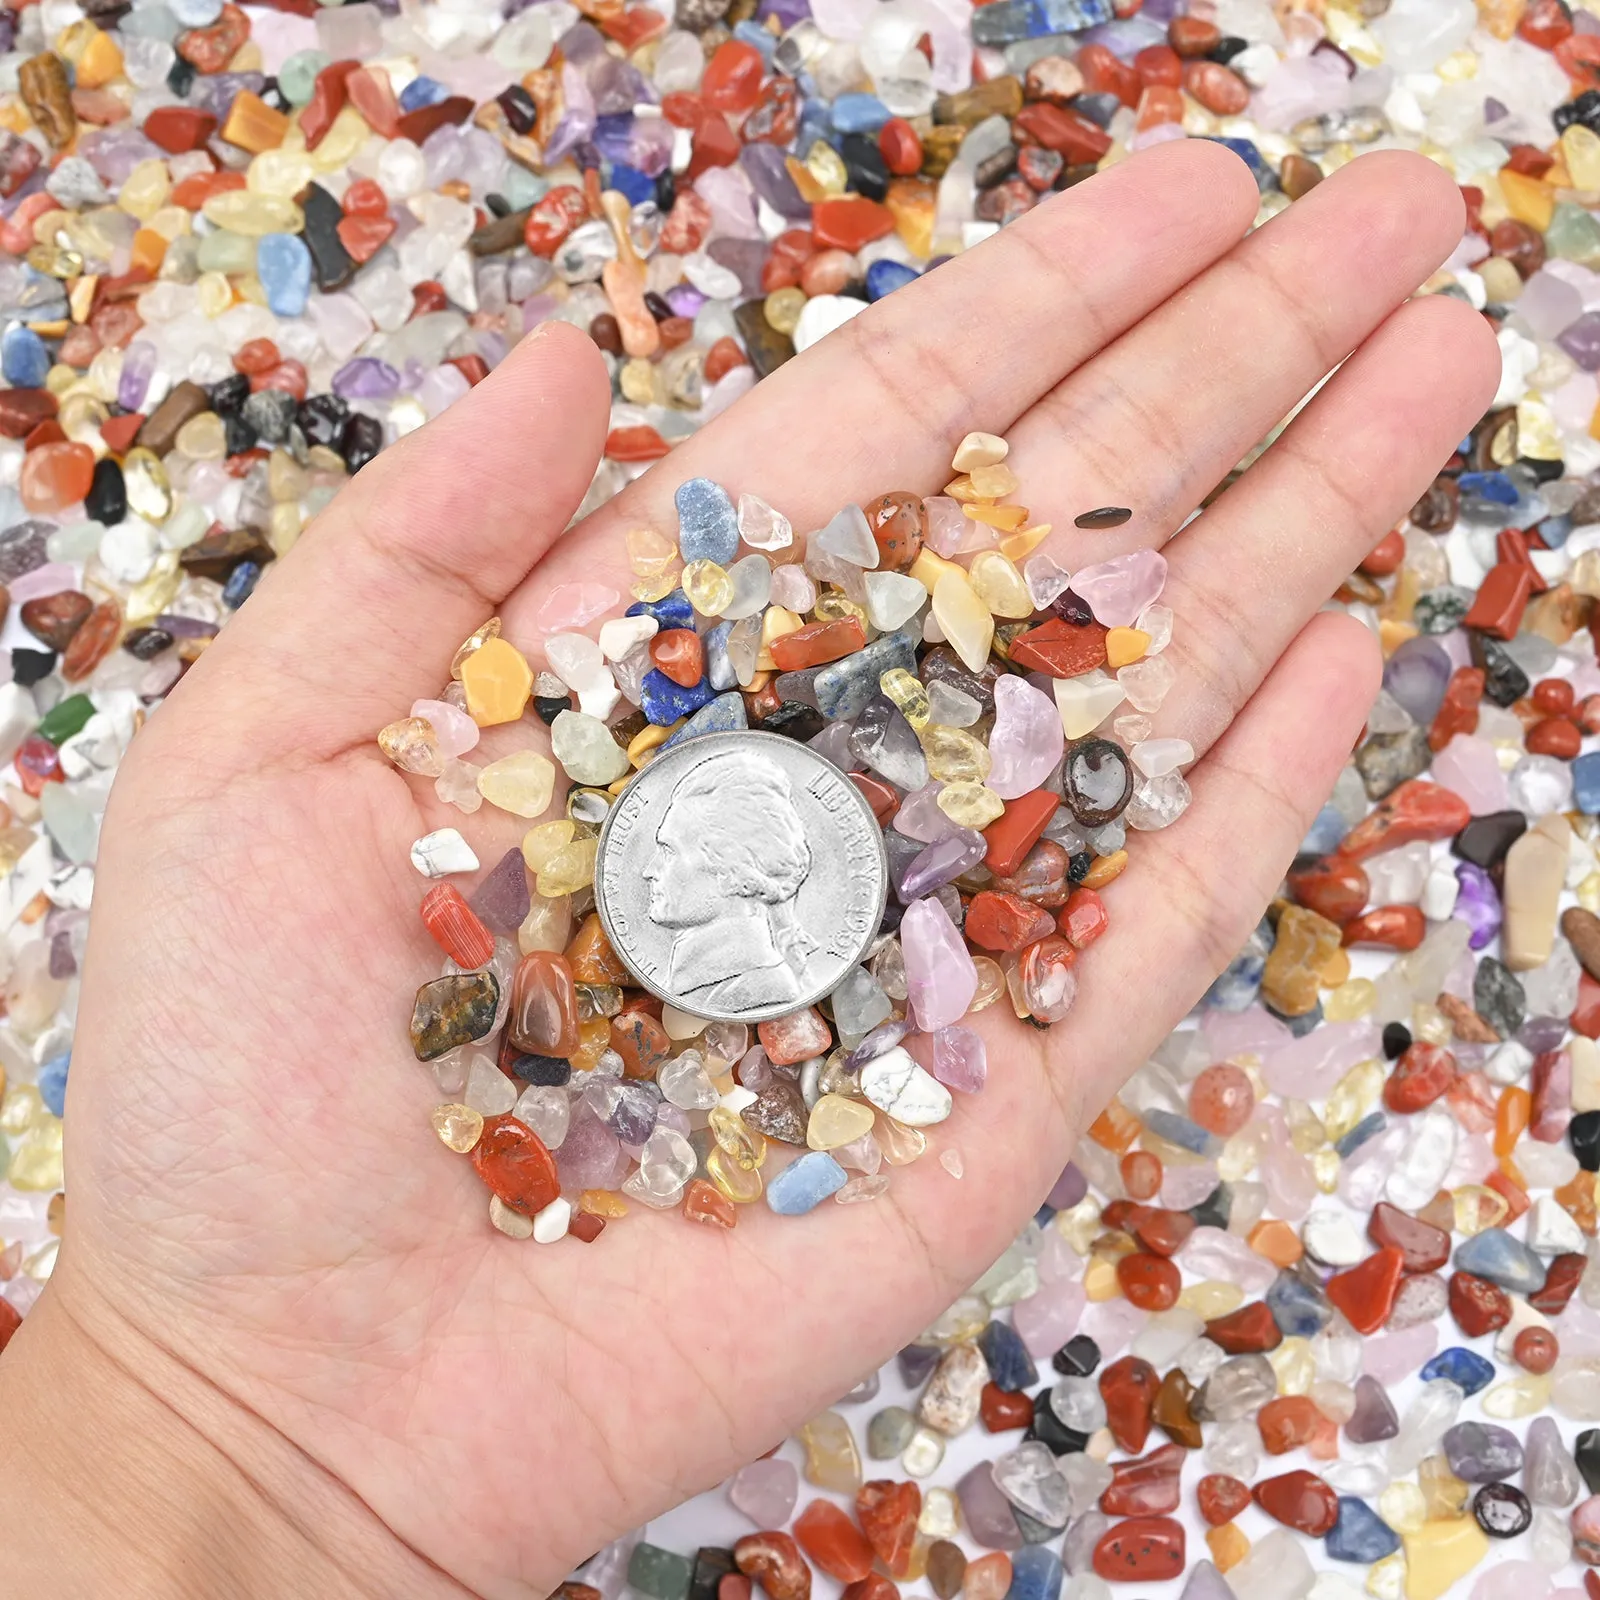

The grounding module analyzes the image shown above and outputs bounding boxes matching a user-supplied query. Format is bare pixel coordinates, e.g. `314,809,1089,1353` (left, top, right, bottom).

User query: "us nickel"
594,729,889,1023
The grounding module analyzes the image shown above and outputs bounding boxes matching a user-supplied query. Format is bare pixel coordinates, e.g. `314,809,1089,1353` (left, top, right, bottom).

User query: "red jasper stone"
700,40,765,112
1383,1041,1458,1112
770,616,868,671
1258,1395,1323,1454
143,105,218,151
1324,1248,1405,1334
1196,1475,1251,1526
1013,102,1112,163
1343,904,1426,950
1360,529,1406,576
1529,716,1582,758
879,116,923,175
1117,1251,1181,1311
1008,616,1109,676
1121,1150,1162,1200
1368,1202,1450,1273
1429,666,1486,750
849,773,898,825
735,1532,812,1600
1168,15,1220,53
1336,780,1471,863
1534,677,1576,715
984,789,1059,877
1574,972,1600,1040
523,186,590,256
1134,43,1182,85
1462,561,1534,638
1059,886,1109,950
336,213,395,263
965,890,1057,952
1531,1252,1586,1315
650,627,705,688
1130,1208,1195,1258
793,1500,874,1584
1101,1444,1185,1517
610,1012,671,1080
810,196,894,251
758,1005,831,1065
981,1382,1034,1431
841,1579,896,1600
1092,1517,1186,1583
1100,1356,1160,1453
606,425,671,461
1514,1326,1559,1374
1184,60,1249,113
470,1114,559,1215
1449,1270,1512,1335
1253,1471,1338,1536
301,58,356,149
1078,42,1141,104
855,1480,919,1578
1521,0,1574,45
1287,856,1369,923
1204,1301,1281,1354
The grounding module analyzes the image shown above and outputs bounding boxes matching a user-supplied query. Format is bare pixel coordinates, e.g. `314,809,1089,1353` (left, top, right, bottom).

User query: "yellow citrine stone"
477,750,556,818
806,1093,876,1150
462,635,533,725
1378,1482,1426,1537
1498,169,1554,232
938,780,1004,828
1206,1524,1249,1573
1401,1520,1488,1600
707,1144,763,1202
932,569,994,673
1565,123,1600,190
968,551,1034,618
1083,1256,1121,1300
797,1410,862,1492
1106,626,1151,668
431,1103,483,1153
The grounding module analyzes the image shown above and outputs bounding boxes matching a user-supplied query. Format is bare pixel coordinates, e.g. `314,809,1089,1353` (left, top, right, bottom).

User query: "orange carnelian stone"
1134,44,1182,85
1248,1219,1302,1268
701,40,766,112
863,490,925,568
508,951,579,1057
337,214,395,263
1257,1395,1323,1455
650,627,705,687
811,195,895,250
611,1012,671,1080
793,1500,875,1583
758,1005,831,1065
1183,60,1249,112
1189,1063,1255,1136
567,913,631,984
421,883,496,969
964,890,1056,952
471,1113,559,1214
1360,528,1405,575
20,441,94,513
856,1480,920,1577
879,117,923,175
841,1580,895,1600
705,337,748,383
1088,1098,1141,1153
1342,904,1425,950
770,616,867,671
1120,1150,1161,1200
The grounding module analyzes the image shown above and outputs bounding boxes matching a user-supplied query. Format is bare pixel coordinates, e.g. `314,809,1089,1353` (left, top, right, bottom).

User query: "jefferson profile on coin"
642,748,821,1013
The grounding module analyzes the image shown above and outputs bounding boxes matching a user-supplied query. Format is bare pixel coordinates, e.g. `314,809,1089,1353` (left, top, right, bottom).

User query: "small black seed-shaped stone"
1050,588,1096,626
1073,506,1133,529
1052,1334,1100,1377
297,393,350,449
1027,1389,1089,1456
1067,851,1093,883
122,626,173,661
761,700,826,742
1209,34,1248,62
1189,1183,1232,1230
533,694,572,725
84,456,125,525
1576,1427,1600,1493
208,372,250,415
1381,1021,1412,1060
1572,1110,1600,1173
1473,1483,1531,1539
1470,631,1530,708
166,55,195,95
10,648,54,686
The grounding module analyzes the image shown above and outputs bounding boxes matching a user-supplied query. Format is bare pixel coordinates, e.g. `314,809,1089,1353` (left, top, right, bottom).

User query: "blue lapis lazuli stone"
831,92,891,132
1574,751,1600,814
1325,1497,1400,1564
222,560,262,609
640,670,716,726
257,232,312,317
766,1151,847,1214
1420,1347,1495,1397
866,259,919,301
1008,1546,1063,1600
1265,1271,1332,1338
1458,471,1518,507
1453,1227,1547,1294
664,691,748,748
675,477,740,566
977,1319,1038,1392
38,1051,68,1117
1,325,50,389
626,589,695,629
607,163,656,206
971,0,1112,42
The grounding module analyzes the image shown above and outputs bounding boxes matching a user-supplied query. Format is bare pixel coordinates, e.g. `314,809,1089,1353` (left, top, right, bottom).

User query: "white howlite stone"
859,1046,953,1126
598,614,657,661
533,1196,572,1243
1384,1107,1457,1211
410,828,480,877
1527,1194,1587,1256
1485,1039,1535,1087
1300,1209,1365,1268
792,292,870,354
1419,857,1460,921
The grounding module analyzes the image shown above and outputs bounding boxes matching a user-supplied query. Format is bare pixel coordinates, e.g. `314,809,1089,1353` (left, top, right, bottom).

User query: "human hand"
0,141,1497,1599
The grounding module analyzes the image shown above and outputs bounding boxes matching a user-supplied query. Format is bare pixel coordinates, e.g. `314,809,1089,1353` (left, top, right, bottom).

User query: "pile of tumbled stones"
391,434,1188,1240
14,2,1600,1600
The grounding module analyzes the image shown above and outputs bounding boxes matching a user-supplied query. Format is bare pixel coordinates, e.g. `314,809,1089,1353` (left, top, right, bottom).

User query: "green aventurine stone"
628,1542,694,1600
37,693,94,744
1548,202,1600,268
409,972,500,1061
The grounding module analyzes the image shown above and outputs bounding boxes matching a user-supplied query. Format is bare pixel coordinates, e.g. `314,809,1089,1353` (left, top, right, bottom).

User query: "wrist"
0,1270,471,1600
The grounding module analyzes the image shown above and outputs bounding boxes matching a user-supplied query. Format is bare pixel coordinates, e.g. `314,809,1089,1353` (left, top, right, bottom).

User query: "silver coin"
594,729,889,1023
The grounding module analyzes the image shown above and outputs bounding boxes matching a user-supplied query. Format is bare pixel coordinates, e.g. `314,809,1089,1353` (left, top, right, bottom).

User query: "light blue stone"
1203,915,1272,1011
1575,751,1600,814
766,1151,848,1214
1325,1497,1399,1563
675,477,740,566
38,1051,68,1117
503,165,548,210
664,691,748,748
169,0,223,24
398,75,450,112
813,630,915,719
1,325,49,389
1008,1545,1063,1600
1454,1227,1547,1295
257,233,312,317
1332,1110,1386,1158
1265,1271,1332,1337
704,620,736,690
278,49,331,106
1420,1346,1495,1397
866,259,919,301
972,0,1113,43
1141,1108,1218,1156
1300,801,1349,855
831,92,891,132
732,19,777,59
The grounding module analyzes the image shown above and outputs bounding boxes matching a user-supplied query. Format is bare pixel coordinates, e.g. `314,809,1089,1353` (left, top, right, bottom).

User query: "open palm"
18,142,1496,1598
